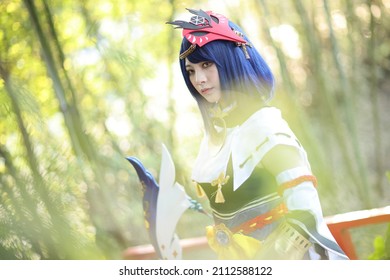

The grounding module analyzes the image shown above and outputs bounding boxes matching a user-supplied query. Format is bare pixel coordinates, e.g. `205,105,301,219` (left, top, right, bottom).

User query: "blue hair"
179,21,275,135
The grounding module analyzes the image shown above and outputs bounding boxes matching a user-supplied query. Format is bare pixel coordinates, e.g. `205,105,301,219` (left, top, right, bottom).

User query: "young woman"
168,8,349,260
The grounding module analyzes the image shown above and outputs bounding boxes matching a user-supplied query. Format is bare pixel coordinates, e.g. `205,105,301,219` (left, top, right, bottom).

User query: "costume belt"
232,202,288,234
206,202,289,259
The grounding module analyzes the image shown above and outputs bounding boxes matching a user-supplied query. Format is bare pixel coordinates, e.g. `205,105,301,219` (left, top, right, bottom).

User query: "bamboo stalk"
23,0,84,158
322,0,371,208
255,0,338,199
23,0,130,257
291,1,371,206
367,0,384,195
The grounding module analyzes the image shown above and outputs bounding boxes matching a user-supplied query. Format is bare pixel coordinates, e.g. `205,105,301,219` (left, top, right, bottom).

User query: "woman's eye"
202,62,212,68
187,69,194,75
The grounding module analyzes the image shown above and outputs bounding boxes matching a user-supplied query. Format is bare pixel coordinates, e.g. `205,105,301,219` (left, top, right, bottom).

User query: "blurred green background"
0,0,389,259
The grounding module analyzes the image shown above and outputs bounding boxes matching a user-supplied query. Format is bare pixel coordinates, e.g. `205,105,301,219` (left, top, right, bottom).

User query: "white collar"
192,107,287,189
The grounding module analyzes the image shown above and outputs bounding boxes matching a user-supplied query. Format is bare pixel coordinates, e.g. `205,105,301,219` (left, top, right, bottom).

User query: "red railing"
325,206,390,259
123,206,390,260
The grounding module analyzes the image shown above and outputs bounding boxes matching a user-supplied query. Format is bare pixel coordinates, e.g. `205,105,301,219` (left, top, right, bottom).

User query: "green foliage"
368,223,390,260
368,172,390,260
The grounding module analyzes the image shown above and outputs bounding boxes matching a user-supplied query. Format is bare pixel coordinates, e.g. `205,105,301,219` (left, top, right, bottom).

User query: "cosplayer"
166,9,349,260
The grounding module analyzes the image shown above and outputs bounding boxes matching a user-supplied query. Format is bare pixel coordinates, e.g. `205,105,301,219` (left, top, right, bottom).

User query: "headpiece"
167,9,252,59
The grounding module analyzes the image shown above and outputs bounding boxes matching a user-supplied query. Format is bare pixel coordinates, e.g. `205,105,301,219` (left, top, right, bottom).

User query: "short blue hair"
179,21,274,133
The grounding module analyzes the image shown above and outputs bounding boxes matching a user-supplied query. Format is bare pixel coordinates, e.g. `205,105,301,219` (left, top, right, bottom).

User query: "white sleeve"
276,166,323,218
275,167,348,258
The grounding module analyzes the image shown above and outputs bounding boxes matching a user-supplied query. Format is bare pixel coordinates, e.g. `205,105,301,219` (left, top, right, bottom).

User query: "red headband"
167,9,250,59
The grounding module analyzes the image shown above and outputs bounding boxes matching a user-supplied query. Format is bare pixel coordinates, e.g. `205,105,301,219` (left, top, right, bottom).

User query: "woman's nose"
195,70,206,85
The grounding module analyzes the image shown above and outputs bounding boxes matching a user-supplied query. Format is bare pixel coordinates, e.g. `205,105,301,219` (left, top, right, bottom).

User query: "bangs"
182,38,217,64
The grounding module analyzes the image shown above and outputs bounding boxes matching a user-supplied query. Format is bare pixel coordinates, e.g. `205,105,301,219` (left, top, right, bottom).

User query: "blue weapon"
127,144,209,259
126,156,162,258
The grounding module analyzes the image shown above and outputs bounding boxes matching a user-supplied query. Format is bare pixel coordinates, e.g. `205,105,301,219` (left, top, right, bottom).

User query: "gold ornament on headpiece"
179,44,197,59
233,30,252,59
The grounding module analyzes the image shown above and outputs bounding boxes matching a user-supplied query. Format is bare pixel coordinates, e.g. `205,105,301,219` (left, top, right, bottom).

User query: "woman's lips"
201,88,212,94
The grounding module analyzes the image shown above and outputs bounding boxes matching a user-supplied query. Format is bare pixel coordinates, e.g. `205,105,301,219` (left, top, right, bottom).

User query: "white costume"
192,107,348,260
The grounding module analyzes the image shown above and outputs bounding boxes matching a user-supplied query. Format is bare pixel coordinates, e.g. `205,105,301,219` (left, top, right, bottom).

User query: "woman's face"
185,59,222,103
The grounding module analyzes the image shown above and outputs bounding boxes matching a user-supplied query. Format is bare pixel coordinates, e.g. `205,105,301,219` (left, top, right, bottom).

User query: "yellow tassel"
211,172,229,204
215,185,225,203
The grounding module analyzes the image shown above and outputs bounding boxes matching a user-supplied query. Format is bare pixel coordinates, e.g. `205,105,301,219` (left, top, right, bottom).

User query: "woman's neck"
223,99,263,127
